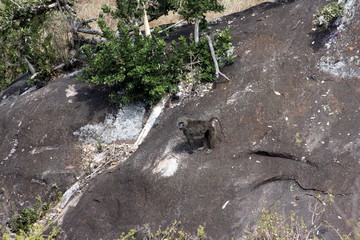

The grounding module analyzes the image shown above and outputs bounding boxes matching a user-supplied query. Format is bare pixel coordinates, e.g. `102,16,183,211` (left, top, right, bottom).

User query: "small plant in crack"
96,139,105,153
312,2,345,32
294,132,304,146
7,187,62,235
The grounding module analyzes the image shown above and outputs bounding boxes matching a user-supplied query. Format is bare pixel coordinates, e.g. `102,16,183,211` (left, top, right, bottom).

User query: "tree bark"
143,8,151,36
77,28,102,35
194,17,200,43
205,35,230,81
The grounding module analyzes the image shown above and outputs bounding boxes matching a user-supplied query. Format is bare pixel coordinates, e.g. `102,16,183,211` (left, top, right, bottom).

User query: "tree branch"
10,0,58,21
77,28,102,35
79,17,98,25
205,35,230,82
23,58,36,75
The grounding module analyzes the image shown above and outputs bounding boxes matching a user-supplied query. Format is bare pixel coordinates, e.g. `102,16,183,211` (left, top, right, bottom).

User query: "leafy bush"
2,223,59,240
0,0,74,91
187,28,234,83
80,17,233,105
80,20,185,105
244,209,322,240
313,2,345,31
114,220,206,240
7,185,62,234
8,208,40,234
245,194,360,240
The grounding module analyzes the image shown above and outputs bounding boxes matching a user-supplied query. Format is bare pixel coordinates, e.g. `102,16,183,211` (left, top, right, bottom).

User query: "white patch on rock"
30,146,58,155
304,127,329,153
2,121,22,163
319,56,360,78
318,0,360,78
65,84,78,98
338,0,357,30
328,138,360,158
153,156,179,177
73,103,146,143
152,139,182,177
226,83,256,104
3,138,18,162
222,200,230,209
60,182,81,208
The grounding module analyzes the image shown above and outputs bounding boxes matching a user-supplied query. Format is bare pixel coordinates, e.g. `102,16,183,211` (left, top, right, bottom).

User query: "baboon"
178,117,220,154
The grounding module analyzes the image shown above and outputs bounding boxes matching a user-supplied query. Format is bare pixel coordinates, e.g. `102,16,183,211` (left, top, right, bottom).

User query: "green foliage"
101,0,142,24
179,0,224,42
80,19,233,105
80,0,233,105
179,0,224,22
115,220,206,240
0,0,74,91
9,208,40,234
49,184,63,203
80,20,184,105
245,209,322,240
2,223,59,240
8,186,62,234
101,0,179,25
187,29,234,83
313,2,345,31
147,0,180,20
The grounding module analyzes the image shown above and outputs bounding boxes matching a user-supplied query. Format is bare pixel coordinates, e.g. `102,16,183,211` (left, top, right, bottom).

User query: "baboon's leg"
204,130,210,149
208,127,216,149
186,134,195,153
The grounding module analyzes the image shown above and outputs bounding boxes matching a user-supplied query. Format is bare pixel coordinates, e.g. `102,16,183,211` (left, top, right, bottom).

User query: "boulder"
58,1,360,239
0,76,113,227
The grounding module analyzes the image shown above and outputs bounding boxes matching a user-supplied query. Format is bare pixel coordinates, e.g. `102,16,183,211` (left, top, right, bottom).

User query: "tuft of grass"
312,2,345,31
114,220,206,240
2,223,59,240
244,208,323,240
7,186,62,234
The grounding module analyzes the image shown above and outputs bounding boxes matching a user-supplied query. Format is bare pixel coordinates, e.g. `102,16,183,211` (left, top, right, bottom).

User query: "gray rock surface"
0,77,114,227
1,0,359,239
57,1,360,239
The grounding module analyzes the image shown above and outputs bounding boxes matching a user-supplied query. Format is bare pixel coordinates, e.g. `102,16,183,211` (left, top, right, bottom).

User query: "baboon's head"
178,118,188,130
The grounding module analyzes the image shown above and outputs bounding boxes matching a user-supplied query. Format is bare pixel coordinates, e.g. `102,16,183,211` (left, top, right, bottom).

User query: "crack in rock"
250,175,353,197
250,150,319,169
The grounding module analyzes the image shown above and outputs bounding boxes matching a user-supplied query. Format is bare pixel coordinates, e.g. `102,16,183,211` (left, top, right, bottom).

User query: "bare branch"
10,0,58,21
205,35,230,82
80,17,98,25
23,58,36,75
9,0,23,9
77,28,102,35
81,36,106,44
157,19,185,34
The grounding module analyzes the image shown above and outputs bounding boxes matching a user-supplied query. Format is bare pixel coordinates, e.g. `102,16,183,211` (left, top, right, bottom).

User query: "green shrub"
2,223,59,240
187,28,234,83
0,0,74,91
9,208,40,234
114,220,206,240
7,186,62,234
80,17,233,105
80,20,184,105
244,209,322,240
313,2,345,31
